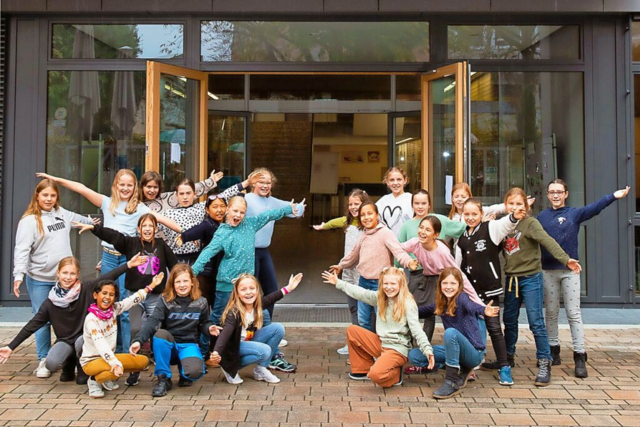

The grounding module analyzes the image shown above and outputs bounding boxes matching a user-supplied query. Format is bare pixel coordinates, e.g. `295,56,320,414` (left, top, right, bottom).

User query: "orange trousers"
346,325,408,388
82,354,149,383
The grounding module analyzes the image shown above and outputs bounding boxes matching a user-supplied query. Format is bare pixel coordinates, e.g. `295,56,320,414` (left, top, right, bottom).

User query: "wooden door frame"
146,61,209,181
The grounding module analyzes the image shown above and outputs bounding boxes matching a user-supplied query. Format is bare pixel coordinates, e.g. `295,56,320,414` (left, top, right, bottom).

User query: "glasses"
547,191,567,195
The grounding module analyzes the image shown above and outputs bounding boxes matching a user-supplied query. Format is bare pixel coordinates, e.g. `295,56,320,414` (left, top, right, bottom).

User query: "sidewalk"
0,325,639,426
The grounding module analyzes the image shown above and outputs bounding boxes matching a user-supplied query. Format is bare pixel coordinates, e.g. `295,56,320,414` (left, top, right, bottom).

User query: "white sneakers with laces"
253,366,280,383
35,359,51,378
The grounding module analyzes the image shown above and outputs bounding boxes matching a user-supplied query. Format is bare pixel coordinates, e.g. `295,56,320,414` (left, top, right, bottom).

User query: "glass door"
146,61,209,188
422,62,469,214
390,111,422,194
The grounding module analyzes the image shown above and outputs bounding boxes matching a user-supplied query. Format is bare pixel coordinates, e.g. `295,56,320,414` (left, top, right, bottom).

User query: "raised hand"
527,196,536,206
483,213,496,222
567,259,582,274
149,272,165,290
328,265,342,276
111,364,124,377
129,342,141,355
175,235,184,247
90,215,101,226
614,186,631,199
408,260,419,271
0,347,12,363
127,253,148,269
312,223,325,231
285,273,304,293
291,198,306,217
210,169,224,183
36,172,57,181
71,221,94,234
247,172,266,187
209,325,222,337
484,300,499,317
321,271,338,286
13,281,22,298
210,351,221,364
512,208,527,221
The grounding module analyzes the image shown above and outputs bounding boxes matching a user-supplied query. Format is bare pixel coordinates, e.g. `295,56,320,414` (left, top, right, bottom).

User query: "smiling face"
57,264,79,289
418,219,439,244
237,277,259,309
386,171,407,196
207,198,227,222
348,195,363,218
253,174,273,197
506,194,527,214
381,274,401,299
463,203,483,229
412,193,431,219
177,184,196,207
117,174,136,201
174,272,193,297
452,189,471,213
137,218,157,242
440,274,460,299
94,284,117,311
37,186,58,212
226,200,247,227
547,183,568,209
359,204,378,229
142,180,160,201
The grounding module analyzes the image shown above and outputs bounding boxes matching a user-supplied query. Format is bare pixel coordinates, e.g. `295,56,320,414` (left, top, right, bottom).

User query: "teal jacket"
192,205,293,292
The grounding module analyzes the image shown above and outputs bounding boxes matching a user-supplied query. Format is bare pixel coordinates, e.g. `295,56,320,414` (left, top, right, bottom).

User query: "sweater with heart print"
375,192,413,237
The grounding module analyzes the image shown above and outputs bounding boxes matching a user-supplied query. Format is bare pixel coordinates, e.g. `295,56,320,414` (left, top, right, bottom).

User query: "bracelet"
145,286,152,293
282,287,290,295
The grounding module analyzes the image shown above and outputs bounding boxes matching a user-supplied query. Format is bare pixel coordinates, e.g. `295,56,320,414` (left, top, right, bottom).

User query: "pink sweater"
401,238,484,306
339,224,414,280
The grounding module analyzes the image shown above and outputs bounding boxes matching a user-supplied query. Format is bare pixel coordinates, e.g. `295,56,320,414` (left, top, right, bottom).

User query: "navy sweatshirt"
418,293,486,351
537,194,616,270
181,217,221,277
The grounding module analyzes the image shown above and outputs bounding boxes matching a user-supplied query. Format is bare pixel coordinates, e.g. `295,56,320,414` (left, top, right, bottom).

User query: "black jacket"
92,224,178,293
213,290,284,376
181,217,222,277
133,295,212,345
9,264,128,349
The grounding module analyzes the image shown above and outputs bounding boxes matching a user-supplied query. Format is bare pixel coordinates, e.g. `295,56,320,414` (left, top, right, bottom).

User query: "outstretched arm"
36,173,103,207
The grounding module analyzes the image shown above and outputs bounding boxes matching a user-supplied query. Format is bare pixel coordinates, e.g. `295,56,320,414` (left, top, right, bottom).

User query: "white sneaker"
253,366,280,383
337,344,349,355
279,339,288,348
87,377,105,398
221,367,243,384
102,380,120,391
35,359,51,379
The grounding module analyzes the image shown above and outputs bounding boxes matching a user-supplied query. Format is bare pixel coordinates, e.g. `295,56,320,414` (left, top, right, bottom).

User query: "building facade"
1,1,639,306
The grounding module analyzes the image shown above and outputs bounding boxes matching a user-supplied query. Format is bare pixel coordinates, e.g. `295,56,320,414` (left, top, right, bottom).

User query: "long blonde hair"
448,182,472,219
377,267,414,323
162,264,201,303
109,169,141,216
23,179,61,236
221,274,264,329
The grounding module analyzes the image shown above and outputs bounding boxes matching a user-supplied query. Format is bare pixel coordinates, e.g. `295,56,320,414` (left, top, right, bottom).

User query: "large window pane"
52,24,184,59
635,75,640,211
208,114,246,188
201,21,429,62
448,25,580,60
633,22,640,62
394,115,422,193
250,75,390,101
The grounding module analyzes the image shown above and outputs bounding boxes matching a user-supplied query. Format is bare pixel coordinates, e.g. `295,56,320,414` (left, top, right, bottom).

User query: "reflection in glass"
394,115,422,193
633,22,640,62
428,76,456,215
201,21,429,62
159,74,200,192
635,227,640,294
52,24,184,59
208,114,246,188
396,75,421,101
250,75,390,101
448,25,580,60
208,74,245,101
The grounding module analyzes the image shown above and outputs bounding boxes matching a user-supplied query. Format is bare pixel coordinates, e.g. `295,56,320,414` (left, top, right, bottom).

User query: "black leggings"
485,295,509,367
254,248,279,317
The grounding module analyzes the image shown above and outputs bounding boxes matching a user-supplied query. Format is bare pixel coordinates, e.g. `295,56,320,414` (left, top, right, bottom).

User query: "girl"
12,179,93,378
0,255,145,383
321,267,434,388
330,202,418,332
456,198,526,386
399,216,483,345
74,213,178,386
130,264,220,397
500,187,581,387
409,267,499,399
245,167,306,318
375,167,413,237
448,182,511,222
538,180,629,378
139,169,223,213
80,273,164,398
211,272,303,384
313,188,370,354
36,170,181,353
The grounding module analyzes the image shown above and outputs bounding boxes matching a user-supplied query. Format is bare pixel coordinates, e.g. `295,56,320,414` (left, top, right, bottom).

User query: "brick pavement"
0,326,638,426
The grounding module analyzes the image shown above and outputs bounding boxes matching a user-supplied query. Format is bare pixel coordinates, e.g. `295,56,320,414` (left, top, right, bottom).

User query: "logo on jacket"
503,232,522,255
168,312,201,320
558,217,567,224
47,218,66,233
474,239,487,252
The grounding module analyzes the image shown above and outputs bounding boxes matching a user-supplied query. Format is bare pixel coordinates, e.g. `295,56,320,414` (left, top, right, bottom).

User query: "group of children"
5,164,629,400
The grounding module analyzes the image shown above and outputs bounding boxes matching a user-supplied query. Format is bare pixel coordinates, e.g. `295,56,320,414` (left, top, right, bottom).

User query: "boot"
534,359,552,387
75,359,89,385
152,374,173,397
573,352,588,379
481,353,515,371
550,345,561,366
59,357,76,382
458,365,474,389
433,365,462,400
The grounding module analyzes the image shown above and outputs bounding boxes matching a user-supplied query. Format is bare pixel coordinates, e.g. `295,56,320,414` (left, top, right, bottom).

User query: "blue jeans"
153,333,204,380
24,276,53,361
503,272,551,360
357,277,378,332
238,323,285,369
101,250,129,352
409,328,484,369
210,290,231,325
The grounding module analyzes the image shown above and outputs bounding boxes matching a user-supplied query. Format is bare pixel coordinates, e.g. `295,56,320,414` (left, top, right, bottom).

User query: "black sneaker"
348,372,369,381
59,358,75,382
550,345,562,366
152,374,173,397
534,359,552,387
481,353,515,371
178,376,193,387
126,372,140,386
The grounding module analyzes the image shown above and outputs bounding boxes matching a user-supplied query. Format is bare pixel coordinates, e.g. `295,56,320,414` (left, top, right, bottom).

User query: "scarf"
87,303,114,321
48,281,81,308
